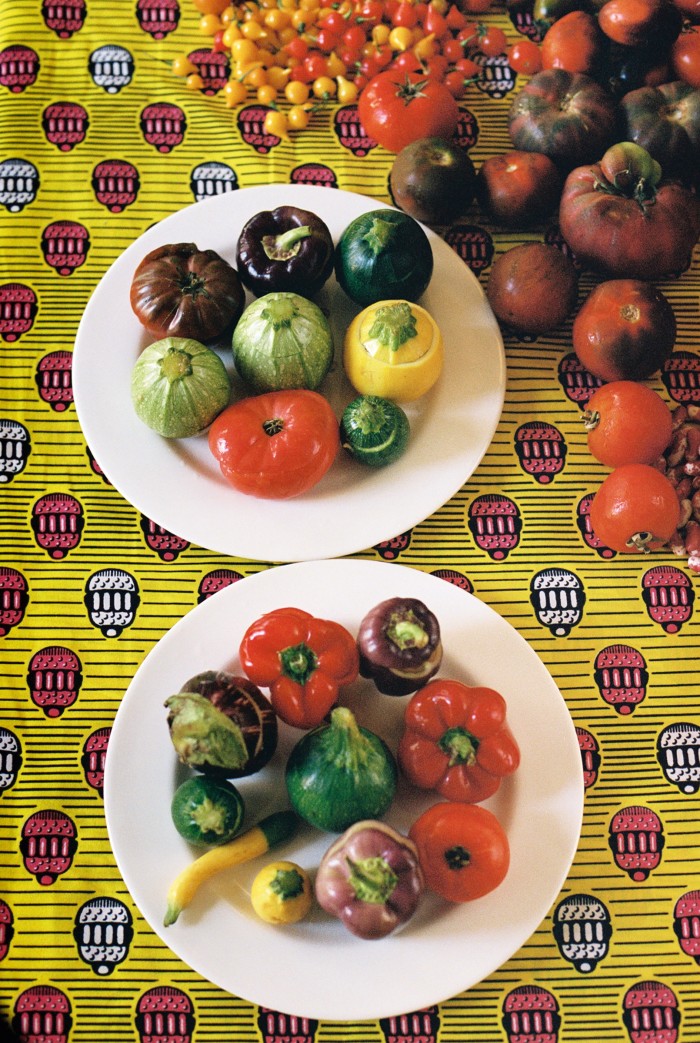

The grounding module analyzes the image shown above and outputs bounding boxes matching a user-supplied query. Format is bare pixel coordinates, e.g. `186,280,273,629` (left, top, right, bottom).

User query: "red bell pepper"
397,678,520,803
238,607,359,729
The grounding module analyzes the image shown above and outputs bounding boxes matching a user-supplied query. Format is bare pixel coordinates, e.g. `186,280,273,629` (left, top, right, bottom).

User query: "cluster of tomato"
175,0,543,140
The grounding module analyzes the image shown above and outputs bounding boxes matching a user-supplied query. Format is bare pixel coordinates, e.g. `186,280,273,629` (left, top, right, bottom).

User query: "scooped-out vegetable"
285,706,398,833
165,670,278,778
335,209,434,307
315,820,424,939
235,206,334,299
131,337,231,438
232,291,334,394
357,597,443,696
343,299,444,403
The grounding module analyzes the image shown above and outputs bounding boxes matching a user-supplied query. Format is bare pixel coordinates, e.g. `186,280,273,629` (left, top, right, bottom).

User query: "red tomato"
409,801,510,902
540,10,605,74
507,39,543,75
559,160,700,279
598,0,666,45
589,463,681,553
208,390,339,499
672,23,700,87
478,26,508,56
671,0,700,21
572,280,677,382
476,149,562,227
357,68,460,152
583,381,674,468
486,242,579,336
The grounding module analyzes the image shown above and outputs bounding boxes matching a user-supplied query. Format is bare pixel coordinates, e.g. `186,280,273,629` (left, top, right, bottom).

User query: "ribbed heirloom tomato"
208,389,339,499
357,69,460,153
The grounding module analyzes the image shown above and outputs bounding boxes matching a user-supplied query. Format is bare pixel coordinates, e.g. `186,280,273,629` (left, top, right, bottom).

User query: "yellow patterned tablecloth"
1,1,699,1041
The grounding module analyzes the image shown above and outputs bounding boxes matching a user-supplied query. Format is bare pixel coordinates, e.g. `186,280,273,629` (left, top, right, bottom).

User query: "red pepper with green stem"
239,607,359,730
397,678,520,803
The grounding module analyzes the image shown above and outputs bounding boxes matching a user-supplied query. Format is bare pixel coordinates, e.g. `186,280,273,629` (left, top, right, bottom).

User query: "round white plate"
104,559,584,1022
73,184,505,563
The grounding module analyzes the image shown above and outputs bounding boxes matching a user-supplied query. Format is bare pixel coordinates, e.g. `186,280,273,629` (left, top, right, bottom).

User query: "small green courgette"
163,809,298,926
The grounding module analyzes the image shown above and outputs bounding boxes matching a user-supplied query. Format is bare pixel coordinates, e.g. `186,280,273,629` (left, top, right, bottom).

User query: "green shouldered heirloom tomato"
572,279,677,381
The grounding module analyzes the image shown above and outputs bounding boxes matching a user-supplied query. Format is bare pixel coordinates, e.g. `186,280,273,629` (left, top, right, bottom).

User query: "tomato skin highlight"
357,69,460,153
589,463,681,552
409,801,510,902
583,381,674,468
208,389,339,499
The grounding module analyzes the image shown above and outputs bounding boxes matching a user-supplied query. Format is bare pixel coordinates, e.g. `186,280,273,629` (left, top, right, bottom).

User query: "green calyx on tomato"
595,142,663,207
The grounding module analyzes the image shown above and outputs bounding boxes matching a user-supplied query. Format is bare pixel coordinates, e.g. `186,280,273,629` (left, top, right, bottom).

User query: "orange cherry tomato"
409,801,510,903
589,463,681,553
208,390,340,499
583,381,674,469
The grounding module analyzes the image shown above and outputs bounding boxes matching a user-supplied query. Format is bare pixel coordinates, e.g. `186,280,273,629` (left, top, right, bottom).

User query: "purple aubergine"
356,597,443,696
314,819,424,939
165,670,278,778
235,205,334,299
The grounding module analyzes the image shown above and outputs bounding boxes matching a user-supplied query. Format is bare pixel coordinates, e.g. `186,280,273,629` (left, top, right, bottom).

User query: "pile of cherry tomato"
174,0,544,140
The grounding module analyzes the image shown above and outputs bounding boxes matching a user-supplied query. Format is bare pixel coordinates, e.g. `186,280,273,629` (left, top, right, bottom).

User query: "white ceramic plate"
73,184,505,562
104,559,584,1022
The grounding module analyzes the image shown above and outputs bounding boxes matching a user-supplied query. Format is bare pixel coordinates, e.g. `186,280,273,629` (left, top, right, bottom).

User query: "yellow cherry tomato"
287,103,311,129
222,23,243,47
284,79,310,104
223,79,248,105
343,300,444,402
186,73,206,91
230,37,259,63
388,26,415,52
199,12,222,34
250,861,313,924
257,83,278,104
172,54,198,77
263,108,290,139
336,74,358,104
312,74,336,98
